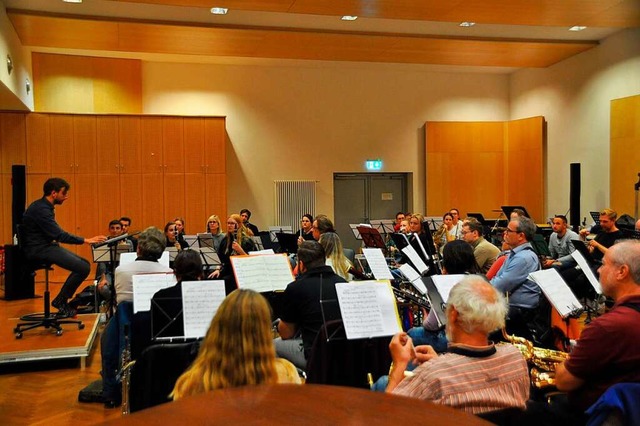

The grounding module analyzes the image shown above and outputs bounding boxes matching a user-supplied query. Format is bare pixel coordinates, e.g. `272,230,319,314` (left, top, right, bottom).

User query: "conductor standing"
21,178,106,317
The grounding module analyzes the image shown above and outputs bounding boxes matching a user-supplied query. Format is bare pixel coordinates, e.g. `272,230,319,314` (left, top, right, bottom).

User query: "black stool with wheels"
13,263,84,339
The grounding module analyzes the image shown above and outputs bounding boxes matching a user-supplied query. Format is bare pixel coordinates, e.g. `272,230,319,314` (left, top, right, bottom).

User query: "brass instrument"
501,328,569,389
119,327,136,415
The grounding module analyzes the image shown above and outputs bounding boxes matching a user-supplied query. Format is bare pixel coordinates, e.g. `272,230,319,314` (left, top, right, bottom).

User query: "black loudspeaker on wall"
2,164,34,300
570,163,581,232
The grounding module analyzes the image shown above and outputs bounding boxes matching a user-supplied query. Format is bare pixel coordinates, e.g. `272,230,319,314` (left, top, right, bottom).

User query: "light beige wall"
0,1,33,111
142,62,509,229
510,28,640,221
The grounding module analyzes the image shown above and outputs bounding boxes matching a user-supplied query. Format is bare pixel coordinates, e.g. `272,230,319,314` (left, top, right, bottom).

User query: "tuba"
501,328,569,389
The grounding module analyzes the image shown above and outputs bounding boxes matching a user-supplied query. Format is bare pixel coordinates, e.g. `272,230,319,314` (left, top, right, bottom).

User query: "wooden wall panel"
50,115,75,175
206,173,228,218
0,113,27,174
26,114,52,174
119,174,144,232
96,116,120,175
162,118,185,174
119,116,142,174
426,117,544,222
163,173,186,224
140,117,163,174
184,118,205,174
205,118,226,174
185,173,206,234
610,94,640,217
32,53,142,114
141,173,165,230
73,116,98,174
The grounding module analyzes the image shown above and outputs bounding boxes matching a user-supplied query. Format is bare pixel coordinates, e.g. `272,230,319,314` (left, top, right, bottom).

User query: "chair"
306,320,391,389
128,341,200,412
585,383,640,426
13,226,84,338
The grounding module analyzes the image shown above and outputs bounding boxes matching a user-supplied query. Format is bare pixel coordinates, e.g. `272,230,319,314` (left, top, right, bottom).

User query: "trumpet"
501,328,569,389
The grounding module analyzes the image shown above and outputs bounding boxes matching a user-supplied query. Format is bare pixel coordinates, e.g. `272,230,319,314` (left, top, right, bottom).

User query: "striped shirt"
392,343,529,414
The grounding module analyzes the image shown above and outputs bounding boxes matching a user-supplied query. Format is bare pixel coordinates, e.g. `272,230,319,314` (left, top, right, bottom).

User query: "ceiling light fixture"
341,16,358,21
210,7,228,15
62,0,83,3
459,22,475,27
569,26,587,31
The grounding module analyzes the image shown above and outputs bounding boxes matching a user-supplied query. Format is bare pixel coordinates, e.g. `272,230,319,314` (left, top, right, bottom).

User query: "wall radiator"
274,180,317,231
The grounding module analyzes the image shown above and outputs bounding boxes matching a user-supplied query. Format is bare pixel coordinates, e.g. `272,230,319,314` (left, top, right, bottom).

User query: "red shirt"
564,294,640,410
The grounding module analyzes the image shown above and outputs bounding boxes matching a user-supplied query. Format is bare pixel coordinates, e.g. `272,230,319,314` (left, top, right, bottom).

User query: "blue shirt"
490,242,541,309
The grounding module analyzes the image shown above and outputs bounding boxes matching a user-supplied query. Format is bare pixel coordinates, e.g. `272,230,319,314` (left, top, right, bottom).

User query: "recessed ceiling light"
459,22,476,27
569,26,587,31
62,0,83,3
210,7,228,15
341,16,358,21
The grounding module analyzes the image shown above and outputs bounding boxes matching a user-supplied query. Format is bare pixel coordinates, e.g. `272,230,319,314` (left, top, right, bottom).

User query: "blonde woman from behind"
171,289,300,400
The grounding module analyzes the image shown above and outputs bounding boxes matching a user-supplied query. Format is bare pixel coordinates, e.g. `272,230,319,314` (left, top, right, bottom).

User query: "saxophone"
501,328,569,389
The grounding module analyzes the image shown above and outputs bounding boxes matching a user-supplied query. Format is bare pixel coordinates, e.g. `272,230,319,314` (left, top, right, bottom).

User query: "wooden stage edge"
0,313,100,369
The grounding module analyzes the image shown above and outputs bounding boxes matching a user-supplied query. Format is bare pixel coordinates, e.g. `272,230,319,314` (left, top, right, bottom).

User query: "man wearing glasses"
490,216,542,342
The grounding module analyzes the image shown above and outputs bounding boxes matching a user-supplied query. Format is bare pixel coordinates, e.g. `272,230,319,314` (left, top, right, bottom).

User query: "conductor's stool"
13,262,84,339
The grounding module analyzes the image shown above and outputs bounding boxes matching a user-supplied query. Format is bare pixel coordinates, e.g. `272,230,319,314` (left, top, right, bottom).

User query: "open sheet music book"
362,248,394,280
430,274,467,303
571,251,602,294
230,253,295,293
181,281,226,338
401,245,429,274
335,280,402,340
528,269,583,319
132,273,177,313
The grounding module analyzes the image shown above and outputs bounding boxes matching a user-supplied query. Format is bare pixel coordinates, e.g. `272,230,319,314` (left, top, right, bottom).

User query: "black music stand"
357,226,386,251
501,205,530,219
589,211,601,225
571,239,597,266
466,212,486,224
531,234,551,258
92,233,135,315
421,277,447,328
276,233,298,254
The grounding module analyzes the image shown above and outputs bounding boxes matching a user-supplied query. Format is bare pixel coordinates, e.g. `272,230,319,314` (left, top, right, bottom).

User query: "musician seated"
386,275,529,415
318,232,353,281
554,240,640,419
543,215,579,270
578,208,624,264
102,227,173,408
275,241,347,370
461,218,500,274
150,250,204,339
406,240,480,353
490,216,543,342
95,219,128,304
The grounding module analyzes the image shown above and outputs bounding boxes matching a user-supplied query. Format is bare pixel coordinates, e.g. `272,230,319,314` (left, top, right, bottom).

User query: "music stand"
275,233,298,254
357,226,386,250
251,236,264,251
151,296,185,340
466,212,486,225
165,247,179,263
269,226,292,243
92,233,134,315
369,219,395,235
423,217,443,232
183,235,198,248
197,233,214,249
501,205,530,219
390,233,410,251
531,234,551,257
349,224,365,240
571,240,596,266
196,247,221,268
421,277,447,328
589,211,601,225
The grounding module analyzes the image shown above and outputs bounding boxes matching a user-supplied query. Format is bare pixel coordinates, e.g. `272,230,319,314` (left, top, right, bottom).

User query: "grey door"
333,173,407,252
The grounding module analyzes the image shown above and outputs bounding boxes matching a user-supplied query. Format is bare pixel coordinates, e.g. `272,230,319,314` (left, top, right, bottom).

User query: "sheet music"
430,274,466,303
181,280,226,338
119,252,137,266
529,269,582,318
398,264,427,295
133,274,177,313
362,248,394,280
401,245,429,274
571,251,602,294
349,224,362,240
231,254,294,292
249,249,276,255
335,280,402,339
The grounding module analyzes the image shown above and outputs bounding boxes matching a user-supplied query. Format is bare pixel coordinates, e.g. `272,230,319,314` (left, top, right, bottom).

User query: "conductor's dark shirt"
21,197,83,258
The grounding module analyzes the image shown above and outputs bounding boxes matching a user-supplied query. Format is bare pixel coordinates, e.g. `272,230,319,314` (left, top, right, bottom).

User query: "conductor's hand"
85,235,107,244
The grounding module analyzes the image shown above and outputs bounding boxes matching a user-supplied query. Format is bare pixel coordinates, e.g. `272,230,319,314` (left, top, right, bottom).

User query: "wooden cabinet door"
1,173,9,243
162,117,184,174
140,117,163,174
119,116,142,174
50,115,75,175
205,173,227,218
120,174,143,232
73,116,97,174
163,173,185,225
26,114,52,174
185,173,206,234
183,118,205,174
96,173,121,229
204,118,225,174
0,113,27,174
73,173,100,263
96,116,120,175
141,173,165,230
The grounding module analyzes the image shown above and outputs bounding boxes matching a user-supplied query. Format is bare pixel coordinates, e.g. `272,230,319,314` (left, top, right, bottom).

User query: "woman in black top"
209,214,256,292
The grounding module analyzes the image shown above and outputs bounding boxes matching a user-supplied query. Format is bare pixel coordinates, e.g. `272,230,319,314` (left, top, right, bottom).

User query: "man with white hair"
386,275,529,415
556,240,640,412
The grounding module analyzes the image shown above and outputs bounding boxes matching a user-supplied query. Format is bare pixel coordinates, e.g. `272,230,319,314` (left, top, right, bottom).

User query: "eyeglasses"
504,228,520,234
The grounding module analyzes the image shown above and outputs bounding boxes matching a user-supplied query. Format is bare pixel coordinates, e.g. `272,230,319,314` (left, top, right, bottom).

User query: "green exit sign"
366,160,383,171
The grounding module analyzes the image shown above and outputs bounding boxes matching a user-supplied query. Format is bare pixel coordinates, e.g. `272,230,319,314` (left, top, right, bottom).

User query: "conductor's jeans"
27,243,90,300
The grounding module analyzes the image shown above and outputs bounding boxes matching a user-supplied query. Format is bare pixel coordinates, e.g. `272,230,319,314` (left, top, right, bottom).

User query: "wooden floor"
0,283,123,425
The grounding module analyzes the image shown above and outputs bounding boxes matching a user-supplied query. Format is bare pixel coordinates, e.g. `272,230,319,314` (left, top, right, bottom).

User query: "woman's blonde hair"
206,215,222,235
318,232,352,280
171,289,278,400
225,213,254,252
